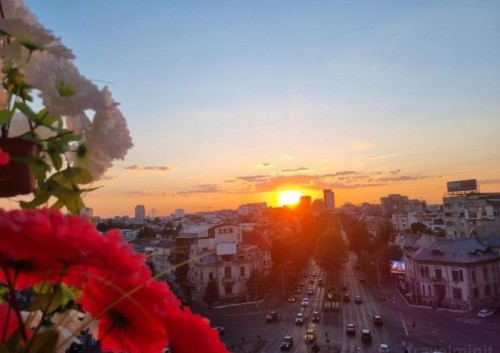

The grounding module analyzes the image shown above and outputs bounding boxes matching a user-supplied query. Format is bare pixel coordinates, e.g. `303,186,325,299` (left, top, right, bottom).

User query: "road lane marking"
399,311,408,335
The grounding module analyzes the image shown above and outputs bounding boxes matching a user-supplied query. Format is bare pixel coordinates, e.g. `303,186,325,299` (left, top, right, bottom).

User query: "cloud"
258,162,272,168
478,179,500,185
237,174,270,182
280,167,310,173
375,175,430,182
125,165,169,171
177,184,223,195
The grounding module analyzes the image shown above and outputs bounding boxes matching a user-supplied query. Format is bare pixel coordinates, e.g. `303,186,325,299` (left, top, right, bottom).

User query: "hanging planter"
0,137,41,197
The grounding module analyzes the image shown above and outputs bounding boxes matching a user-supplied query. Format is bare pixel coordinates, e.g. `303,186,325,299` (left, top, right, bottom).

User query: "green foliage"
32,282,80,313
314,215,348,275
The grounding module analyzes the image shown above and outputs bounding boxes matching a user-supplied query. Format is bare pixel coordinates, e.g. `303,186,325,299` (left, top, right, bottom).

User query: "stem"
0,264,29,341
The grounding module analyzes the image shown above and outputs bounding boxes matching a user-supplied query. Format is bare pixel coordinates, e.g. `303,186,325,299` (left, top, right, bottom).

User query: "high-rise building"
323,189,335,211
175,208,185,218
135,204,145,221
299,195,312,209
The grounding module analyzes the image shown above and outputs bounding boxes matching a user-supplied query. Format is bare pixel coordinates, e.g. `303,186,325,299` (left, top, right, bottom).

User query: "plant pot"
0,137,41,197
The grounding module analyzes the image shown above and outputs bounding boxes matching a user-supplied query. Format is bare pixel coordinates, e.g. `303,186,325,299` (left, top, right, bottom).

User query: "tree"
137,225,156,238
376,219,394,248
203,278,218,306
410,222,430,235
314,216,347,279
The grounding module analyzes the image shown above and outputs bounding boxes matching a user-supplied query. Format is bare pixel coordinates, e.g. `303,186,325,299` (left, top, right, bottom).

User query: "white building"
151,239,176,282
402,235,500,310
183,224,271,304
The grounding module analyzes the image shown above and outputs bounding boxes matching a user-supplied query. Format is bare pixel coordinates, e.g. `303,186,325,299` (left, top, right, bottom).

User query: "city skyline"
3,1,498,218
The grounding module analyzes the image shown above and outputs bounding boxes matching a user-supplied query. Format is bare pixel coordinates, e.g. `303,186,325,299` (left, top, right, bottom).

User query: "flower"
0,208,230,353
0,3,230,353
0,0,132,213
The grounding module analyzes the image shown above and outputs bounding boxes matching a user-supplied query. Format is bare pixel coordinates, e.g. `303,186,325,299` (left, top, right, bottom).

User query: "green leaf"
13,102,38,121
0,109,13,125
36,108,62,128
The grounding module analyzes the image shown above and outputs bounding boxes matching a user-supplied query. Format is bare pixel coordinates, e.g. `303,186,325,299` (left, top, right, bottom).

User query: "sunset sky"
7,1,499,218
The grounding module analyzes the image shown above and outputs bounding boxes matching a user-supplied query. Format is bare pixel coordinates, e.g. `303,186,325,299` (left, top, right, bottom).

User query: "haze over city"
3,0,498,218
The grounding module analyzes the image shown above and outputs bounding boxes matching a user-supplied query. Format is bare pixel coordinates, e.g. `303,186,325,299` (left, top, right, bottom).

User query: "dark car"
343,293,350,302
354,295,362,304
346,323,356,335
312,311,321,322
373,315,383,325
288,295,297,303
294,287,302,294
361,329,372,342
266,311,278,322
280,336,294,350
307,288,314,296
318,279,324,286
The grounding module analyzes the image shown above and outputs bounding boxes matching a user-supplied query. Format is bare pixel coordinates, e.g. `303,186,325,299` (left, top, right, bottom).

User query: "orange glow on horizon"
277,190,303,207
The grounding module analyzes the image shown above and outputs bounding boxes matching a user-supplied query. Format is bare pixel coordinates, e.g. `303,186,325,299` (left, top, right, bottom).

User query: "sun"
277,190,302,207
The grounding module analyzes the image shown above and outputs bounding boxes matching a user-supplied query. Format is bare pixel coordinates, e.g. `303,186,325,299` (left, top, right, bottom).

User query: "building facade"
323,189,335,211
135,204,146,221
402,236,500,311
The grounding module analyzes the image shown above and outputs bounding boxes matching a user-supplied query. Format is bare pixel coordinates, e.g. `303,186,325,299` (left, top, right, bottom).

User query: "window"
209,272,214,280
452,287,462,300
473,287,479,299
200,272,204,281
434,268,442,281
224,266,231,278
485,284,491,296
240,266,245,276
471,269,476,284
225,284,232,294
419,265,430,278
452,269,463,282
483,267,489,281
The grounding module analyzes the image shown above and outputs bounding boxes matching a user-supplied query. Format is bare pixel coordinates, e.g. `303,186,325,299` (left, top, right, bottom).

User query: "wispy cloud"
125,165,170,171
280,167,310,173
352,141,374,150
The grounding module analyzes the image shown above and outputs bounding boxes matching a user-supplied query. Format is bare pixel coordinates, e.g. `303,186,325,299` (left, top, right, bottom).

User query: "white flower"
0,18,74,60
0,0,38,25
86,87,133,160
69,141,114,180
24,52,106,116
66,112,92,134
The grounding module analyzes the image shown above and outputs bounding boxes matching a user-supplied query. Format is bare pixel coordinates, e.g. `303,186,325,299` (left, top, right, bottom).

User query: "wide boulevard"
199,254,500,353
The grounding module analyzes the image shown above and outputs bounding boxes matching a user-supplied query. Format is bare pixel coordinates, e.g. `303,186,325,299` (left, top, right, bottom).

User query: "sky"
6,0,500,218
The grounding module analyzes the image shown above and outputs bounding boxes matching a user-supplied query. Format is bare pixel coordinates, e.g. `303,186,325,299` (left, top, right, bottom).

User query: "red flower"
79,278,174,353
0,148,9,165
0,208,150,290
163,307,230,353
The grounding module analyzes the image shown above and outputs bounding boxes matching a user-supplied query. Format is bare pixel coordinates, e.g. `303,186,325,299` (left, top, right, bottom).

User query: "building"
238,203,267,218
443,179,500,239
135,204,146,221
175,208,185,218
182,224,271,304
299,195,312,210
402,235,500,311
151,239,176,282
323,189,335,211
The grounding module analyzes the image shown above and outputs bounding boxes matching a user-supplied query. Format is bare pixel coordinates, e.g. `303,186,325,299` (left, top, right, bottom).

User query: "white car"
301,298,309,307
379,343,391,353
478,308,494,318
295,312,304,325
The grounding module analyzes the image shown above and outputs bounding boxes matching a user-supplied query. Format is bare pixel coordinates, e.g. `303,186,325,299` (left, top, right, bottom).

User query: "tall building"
323,189,335,211
135,204,145,221
299,195,312,210
175,209,185,218
443,179,500,239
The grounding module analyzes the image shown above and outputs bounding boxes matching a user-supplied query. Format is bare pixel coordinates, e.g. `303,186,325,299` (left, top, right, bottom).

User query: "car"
295,312,304,325
213,326,224,335
346,323,356,335
354,295,362,304
318,279,324,286
312,311,321,322
301,298,309,307
304,328,315,342
280,336,294,350
288,295,297,303
307,288,314,296
379,343,391,353
266,311,278,322
478,308,495,318
341,284,348,291
294,287,302,294
342,293,350,302
373,315,383,325
361,329,372,342
298,281,305,287
309,277,315,284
